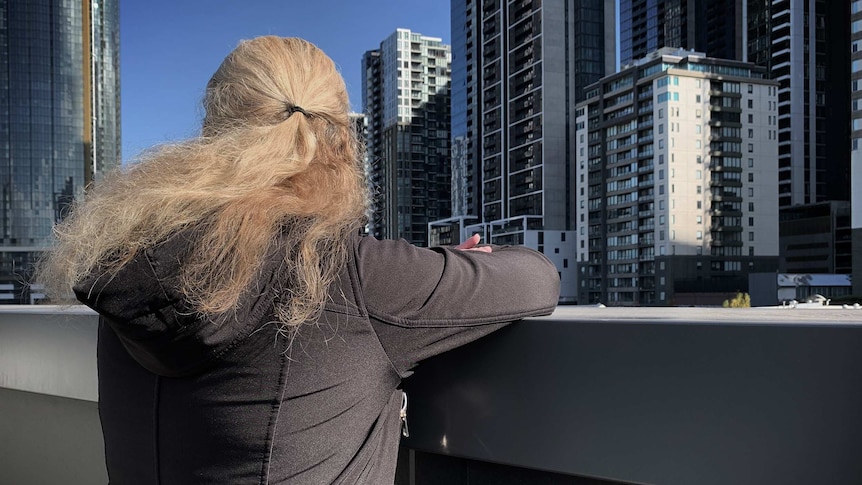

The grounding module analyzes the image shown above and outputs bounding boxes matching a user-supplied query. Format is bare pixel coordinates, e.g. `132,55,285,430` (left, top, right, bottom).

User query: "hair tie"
285,103,310,118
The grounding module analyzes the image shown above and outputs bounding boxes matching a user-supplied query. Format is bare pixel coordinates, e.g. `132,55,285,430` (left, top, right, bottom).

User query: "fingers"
454,233,481,250
453,234,491,252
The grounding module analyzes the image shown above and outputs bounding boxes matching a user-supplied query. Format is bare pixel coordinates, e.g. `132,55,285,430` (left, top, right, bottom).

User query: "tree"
722,292,751,308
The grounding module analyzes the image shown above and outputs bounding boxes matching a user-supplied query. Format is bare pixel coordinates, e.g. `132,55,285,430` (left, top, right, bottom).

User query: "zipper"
400,391,409,438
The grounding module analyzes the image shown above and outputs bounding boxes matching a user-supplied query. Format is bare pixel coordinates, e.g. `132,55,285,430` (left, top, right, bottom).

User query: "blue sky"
120,0,450,160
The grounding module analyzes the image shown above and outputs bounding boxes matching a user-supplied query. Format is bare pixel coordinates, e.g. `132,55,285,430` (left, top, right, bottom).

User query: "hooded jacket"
75,231,560,484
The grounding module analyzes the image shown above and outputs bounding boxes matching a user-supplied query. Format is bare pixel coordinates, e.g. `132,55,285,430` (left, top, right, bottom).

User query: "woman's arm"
354,236,560,377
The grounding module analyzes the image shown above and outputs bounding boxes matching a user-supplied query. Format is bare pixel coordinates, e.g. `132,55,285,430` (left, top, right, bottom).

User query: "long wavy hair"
35,36,368,328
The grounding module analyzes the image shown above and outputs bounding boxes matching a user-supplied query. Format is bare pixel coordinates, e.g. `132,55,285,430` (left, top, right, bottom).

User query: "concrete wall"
0,307,105,484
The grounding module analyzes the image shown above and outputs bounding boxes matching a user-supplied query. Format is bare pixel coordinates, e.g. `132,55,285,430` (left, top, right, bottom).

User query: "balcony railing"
3,306,862,484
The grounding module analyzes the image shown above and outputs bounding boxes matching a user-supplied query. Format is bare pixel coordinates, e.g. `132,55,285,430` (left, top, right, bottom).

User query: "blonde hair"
36,36,368,329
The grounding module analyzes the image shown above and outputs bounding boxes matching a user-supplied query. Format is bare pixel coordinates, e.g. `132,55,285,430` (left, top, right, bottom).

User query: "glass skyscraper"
0,0,120,303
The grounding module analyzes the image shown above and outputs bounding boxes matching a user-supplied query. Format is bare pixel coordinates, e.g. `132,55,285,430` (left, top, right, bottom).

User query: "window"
748,129,754,138
747,84,753,94
747,99,753,108
695,94,701,103
696,231,703,240
748,158,754,168
749,232,754,242
696,185,702,194
748,173,754,182
696,155,702,164
696,216,702,224
695,170,702,179
748,143,754,153
748,114,754,123
697,200,702,209
749,217,754,226
748,187,754,197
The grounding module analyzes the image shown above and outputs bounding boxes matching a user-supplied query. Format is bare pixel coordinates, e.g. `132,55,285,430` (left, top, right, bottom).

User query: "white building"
575,48,780,306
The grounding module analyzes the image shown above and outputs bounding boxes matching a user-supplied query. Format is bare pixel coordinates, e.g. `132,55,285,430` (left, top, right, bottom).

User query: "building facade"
0,0,120,303
576,49,780,306
619,0,747,67
778,201,852,274
749,0,851,208
362,29,451,246
852,0,862,295
433,0,616,302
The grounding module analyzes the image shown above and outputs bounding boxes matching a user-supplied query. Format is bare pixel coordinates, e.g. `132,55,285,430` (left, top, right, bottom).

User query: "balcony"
3,306,862,484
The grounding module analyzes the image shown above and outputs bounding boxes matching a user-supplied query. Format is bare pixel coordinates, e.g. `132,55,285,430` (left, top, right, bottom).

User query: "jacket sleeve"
354,236,560,377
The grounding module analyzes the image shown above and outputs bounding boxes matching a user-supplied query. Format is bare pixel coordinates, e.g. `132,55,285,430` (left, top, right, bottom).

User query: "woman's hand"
453,234,492,253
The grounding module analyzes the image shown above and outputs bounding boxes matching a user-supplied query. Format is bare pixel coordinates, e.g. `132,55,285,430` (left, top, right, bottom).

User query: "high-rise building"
0,0,120,303
619,0,747,66
852,0,862,295
748,0,851,208
426,0,483,248
432,0,616,302
576,48,780,306
362,29,451,246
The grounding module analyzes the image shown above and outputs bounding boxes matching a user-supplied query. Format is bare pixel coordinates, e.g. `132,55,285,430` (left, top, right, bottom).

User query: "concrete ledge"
0,305,98,401
402,307,862,485
3,305,861,484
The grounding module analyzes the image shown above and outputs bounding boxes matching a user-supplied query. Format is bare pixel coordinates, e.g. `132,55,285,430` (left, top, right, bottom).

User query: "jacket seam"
153,375,162,485
350,238,401,381
364,302,557,329
143,250,172,302
259,345,290,484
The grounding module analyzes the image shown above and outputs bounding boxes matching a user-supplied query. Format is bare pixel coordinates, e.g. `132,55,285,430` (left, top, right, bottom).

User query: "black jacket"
75,232,560,484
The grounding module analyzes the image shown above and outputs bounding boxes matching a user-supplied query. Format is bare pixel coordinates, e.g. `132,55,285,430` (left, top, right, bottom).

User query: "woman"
37,36,559,484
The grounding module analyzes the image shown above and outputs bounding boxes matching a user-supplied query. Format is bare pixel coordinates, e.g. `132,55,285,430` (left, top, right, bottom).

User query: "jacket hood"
73,229,279,377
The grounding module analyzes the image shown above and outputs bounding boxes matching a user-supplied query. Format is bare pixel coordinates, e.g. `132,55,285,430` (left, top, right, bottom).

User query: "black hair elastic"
285,103,310,118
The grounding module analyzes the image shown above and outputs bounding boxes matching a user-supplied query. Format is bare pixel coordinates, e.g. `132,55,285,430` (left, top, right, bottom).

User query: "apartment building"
575,48,780,306
362,29,451,246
